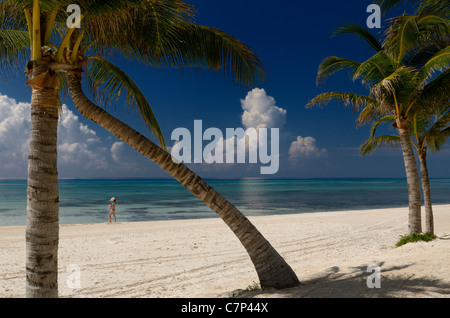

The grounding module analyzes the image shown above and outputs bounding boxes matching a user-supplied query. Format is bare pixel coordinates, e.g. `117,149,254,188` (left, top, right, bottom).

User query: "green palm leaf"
353,51,396,87
427,126,450,151
316,56,361,85
370,66,419,109
369,115,397,137
383,14,420,63
0,29,29,79
306,92,378,113
360,135,401,156
413,46,450,84
85,56,166,148
356,98,394,126
383,12,449,65
121,22,265,86
175,24,265,86
423,108,450,151
84,1,195,59
333,23,382,52
416,0,450,18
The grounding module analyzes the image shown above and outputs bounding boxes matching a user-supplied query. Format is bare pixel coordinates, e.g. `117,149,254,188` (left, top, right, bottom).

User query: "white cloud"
110,141,142,172
169,89,284,176
57,104,110,173
289,136,327,160
0,94,30,176
0,93,112,178
241,88,287,129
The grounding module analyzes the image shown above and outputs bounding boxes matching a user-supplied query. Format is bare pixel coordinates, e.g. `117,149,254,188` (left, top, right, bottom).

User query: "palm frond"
381,66,415,93
427,126,450,151
59,72,69,99
353,51,397,87
370,66,418,108
416,0,450,18
85,56,166,148
413,46,450,85
333,23,382,52
306,92,378,113
383,11,449,65
422,107,450,145
74,2,264,86
356,99,394,126
419,68,450,105
369,115,396,137
121,21,266,87
84,1,195,62
360,135,401,156
383,14,421,64
0,2,28,30
0,29,30,80
403,41,449,71
170,24,266,86
316,56,361,85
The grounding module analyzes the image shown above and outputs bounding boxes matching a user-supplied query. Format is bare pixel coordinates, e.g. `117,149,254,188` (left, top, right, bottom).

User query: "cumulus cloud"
110,141,144,172
0,93,112,177
289,136,327,160
57,104,110,173
241,88,287,129
0,94,30,176
170,89,284,175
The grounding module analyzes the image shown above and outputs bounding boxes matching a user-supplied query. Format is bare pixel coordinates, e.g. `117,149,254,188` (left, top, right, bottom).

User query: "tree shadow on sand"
235,262,450,298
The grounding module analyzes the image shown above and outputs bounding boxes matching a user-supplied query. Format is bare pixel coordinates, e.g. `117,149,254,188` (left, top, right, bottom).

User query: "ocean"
1,178,449,226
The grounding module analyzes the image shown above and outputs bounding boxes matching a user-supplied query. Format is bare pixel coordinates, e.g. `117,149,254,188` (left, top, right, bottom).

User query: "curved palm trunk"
67,72,300,289
397,119,422,234
419,152,434,234
26,61,60,298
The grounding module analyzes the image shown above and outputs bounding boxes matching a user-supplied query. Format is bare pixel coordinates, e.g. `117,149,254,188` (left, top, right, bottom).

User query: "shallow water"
1,178,449,226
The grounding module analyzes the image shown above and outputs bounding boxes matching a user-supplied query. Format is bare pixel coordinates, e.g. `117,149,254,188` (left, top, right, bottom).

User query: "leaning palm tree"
361,104,450,234
66,15,300,290
307,9,449,235
1,0,299,297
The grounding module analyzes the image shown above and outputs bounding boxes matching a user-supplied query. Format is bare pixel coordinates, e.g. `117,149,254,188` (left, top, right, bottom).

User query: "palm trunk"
67,72,300,289
397,119,422,234
419,152,434,234
26,61,60,298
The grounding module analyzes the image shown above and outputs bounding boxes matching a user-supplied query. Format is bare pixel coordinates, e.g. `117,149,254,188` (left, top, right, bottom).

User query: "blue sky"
0,0,448,179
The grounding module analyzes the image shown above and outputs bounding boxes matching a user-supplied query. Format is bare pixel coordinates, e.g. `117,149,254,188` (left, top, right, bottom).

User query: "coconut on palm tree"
307,7,449,235
0,0,299,297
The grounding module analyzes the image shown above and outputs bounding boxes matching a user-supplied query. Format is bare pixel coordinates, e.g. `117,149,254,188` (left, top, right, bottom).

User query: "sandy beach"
1,205,449,298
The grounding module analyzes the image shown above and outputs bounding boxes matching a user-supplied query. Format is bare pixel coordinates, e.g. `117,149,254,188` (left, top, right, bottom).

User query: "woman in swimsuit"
108,197,117,223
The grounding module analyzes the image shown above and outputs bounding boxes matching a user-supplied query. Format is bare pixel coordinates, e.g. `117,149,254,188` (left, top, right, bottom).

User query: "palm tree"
1,0,299,297
307,9,449,235
361,104,450,234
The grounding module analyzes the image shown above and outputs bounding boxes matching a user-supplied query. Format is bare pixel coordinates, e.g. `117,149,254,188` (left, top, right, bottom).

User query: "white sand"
1,205,449,298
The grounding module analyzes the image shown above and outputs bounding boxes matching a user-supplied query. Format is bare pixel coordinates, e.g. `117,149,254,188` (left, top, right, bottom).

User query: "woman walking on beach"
109,197,117,223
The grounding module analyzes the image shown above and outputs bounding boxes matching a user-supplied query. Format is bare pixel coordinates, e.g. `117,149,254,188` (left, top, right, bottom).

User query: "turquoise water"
1,178,449,226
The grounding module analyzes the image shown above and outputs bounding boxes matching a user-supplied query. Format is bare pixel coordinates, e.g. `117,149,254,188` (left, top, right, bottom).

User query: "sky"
0,0,449,179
